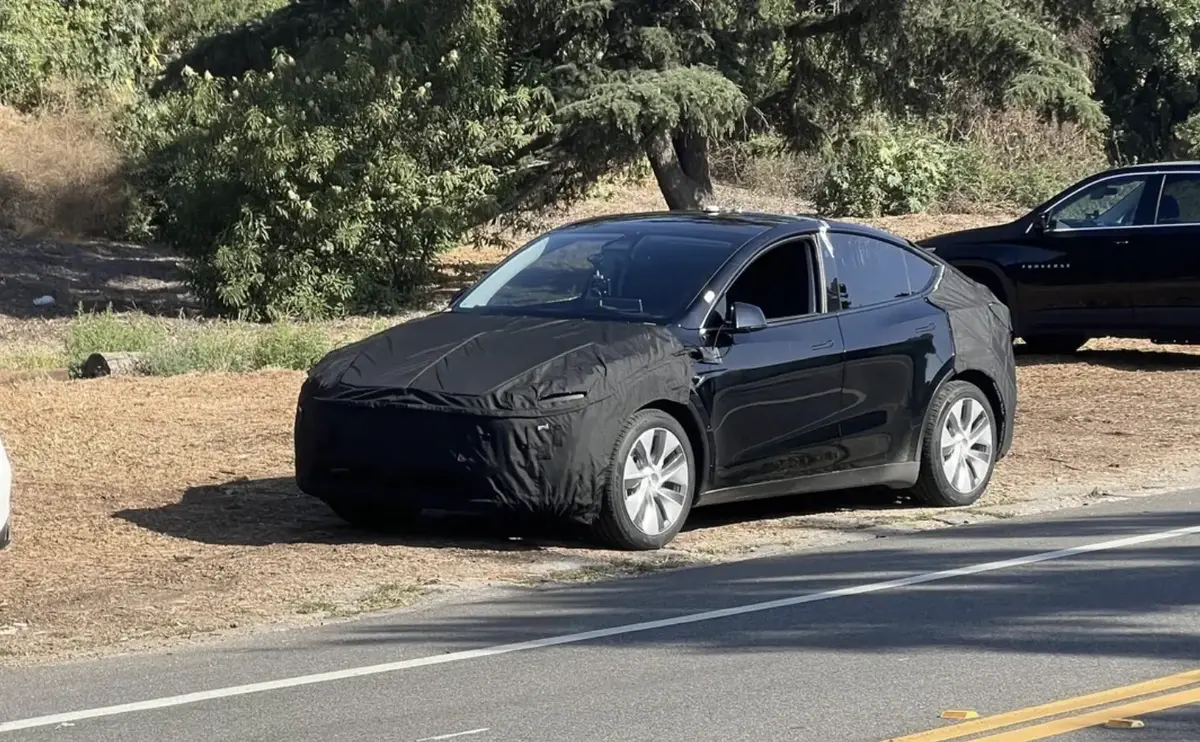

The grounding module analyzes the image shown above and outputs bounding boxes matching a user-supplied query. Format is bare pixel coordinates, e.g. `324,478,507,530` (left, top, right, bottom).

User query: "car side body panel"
835,296,956,472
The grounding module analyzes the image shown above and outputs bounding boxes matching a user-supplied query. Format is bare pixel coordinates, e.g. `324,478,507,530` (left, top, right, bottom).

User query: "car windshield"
454,226,746,322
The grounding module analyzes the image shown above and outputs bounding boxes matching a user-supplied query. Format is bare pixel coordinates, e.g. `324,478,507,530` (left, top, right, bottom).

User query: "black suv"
920,162,1200,354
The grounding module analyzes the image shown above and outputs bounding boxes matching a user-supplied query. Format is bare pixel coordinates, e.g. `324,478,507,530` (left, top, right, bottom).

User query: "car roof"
548,210,918,247
1099,161,1200,176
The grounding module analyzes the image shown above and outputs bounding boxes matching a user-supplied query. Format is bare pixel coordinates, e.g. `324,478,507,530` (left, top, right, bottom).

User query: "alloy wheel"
939,397,995,494
622,427,690,536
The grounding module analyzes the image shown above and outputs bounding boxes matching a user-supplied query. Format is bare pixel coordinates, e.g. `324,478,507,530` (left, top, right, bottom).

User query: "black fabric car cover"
295,313,696,523
926,267,1019,457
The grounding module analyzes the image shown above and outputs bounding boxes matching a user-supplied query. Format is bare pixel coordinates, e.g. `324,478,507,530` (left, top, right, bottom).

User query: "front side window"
705,241,816,329
455,227,745,322
826,233,936,310
1049,176,1150,230
1156,173,1200,224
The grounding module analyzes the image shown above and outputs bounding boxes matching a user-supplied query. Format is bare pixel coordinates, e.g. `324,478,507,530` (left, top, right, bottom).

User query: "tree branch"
783,6,870,41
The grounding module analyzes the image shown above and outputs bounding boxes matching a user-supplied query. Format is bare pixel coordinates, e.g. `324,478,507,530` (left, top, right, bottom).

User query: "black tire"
1021,334,1087,355
593,409,697,551
911,380,998,507
327,499,422,533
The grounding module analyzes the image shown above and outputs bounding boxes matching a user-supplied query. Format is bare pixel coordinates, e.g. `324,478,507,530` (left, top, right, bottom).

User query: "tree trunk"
673,126,713,196
643,128,714,210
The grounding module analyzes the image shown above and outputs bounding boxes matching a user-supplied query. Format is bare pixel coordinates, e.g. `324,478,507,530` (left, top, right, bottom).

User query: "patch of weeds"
0,349,66,371
295,600,338,615
63,305,167,371
520,554,699,586
250,323,334,370
354,583,429,613
141,326,255,375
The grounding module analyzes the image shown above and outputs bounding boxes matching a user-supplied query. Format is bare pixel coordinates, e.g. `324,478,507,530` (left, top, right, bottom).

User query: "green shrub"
0,0,159,110
123,0,548,321
813,110,1108,217
815,119,951,217
142,0,288,61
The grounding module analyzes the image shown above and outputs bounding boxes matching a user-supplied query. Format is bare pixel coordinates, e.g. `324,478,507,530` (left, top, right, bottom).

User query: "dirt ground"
4,183,1200,666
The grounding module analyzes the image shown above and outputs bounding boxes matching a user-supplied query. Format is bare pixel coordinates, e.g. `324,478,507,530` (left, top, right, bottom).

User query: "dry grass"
2,338,1200,665
0,105,125,238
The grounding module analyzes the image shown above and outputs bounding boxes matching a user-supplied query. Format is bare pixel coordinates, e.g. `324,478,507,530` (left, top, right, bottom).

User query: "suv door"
693,237,846,495
1129,171,1200,338
820,231,951,472
1029,173,1158,334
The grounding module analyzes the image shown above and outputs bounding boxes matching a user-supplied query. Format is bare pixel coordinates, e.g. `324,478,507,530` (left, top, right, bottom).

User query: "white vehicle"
0,433,10,549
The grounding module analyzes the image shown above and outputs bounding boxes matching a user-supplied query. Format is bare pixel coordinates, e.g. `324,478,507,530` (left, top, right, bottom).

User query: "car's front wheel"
911,380,998,507
594,409,696,550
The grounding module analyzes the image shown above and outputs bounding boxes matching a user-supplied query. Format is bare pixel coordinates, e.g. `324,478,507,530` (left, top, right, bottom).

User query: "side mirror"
730,301,768,332
1034,211,1054,233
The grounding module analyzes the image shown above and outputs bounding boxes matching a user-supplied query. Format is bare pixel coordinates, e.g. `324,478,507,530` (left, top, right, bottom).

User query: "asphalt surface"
1,489,1198,742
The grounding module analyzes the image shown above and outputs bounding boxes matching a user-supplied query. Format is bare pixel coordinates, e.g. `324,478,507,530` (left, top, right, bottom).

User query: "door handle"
811,339,835,350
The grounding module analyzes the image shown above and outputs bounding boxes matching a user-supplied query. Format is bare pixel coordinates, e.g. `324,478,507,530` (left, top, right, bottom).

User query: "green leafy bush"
0,0,159,109
814,110,1107,217
815,120,952,218
124,0,550,320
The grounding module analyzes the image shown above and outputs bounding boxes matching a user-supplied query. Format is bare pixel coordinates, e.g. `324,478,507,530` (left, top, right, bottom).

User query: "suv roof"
553,210,917,246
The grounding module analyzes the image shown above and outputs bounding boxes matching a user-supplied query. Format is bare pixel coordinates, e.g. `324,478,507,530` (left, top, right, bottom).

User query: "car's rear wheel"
1021,334,1087,355
911,380,998,507
327,499,422,532
594,409,696,550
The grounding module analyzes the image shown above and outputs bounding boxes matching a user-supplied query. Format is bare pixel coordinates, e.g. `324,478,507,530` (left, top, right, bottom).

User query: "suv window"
826,233,936,310
1157,173,1200,224
706,240,815,328
1049,175,1150,229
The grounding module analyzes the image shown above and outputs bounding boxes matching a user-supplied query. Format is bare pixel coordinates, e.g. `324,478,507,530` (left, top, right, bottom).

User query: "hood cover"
305,312,692,415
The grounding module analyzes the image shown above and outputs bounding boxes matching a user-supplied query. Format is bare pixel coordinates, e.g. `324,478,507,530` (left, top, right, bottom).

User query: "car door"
692,237,847,494
1024,173,1158,334
1127,171,1200,336
820,230,952,472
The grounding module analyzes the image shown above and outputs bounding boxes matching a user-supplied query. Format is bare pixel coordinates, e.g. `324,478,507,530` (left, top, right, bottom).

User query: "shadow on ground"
0,235,195,319
1015,344,1200,370
115,476,909,550
303,507,1200,663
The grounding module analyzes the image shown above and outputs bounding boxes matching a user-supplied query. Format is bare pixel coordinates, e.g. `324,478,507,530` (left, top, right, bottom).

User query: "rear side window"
1157,174,1200,224
826,233,936,310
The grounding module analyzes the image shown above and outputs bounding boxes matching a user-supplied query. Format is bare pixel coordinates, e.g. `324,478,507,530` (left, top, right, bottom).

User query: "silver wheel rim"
940,397,994,494
623,427,689,536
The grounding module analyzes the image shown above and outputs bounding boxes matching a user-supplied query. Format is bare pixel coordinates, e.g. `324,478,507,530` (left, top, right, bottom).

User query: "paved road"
2,490,1199,742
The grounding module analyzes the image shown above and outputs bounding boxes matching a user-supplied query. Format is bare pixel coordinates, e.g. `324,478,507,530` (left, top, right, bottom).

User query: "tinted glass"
1157,173,1200,224
827,233,936,310
1050,175,1150,229
455,227,744,322
711,241,814,324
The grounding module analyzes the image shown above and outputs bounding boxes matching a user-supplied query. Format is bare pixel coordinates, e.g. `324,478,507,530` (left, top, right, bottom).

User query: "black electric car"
295,212,1017,550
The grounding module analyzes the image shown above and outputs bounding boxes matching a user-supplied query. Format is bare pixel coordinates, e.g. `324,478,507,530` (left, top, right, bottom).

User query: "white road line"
2,523,1199,734
415,727,490,741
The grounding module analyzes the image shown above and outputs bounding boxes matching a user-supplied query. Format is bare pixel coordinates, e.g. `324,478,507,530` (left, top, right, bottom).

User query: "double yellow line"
886,669,1200,741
